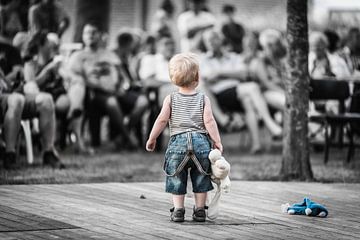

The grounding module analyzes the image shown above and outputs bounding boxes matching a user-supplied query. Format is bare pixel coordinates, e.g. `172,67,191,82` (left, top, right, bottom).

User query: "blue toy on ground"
281,198,328,218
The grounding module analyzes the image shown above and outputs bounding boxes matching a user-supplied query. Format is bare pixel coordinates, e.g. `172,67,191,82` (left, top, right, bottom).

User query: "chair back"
310,79,350,101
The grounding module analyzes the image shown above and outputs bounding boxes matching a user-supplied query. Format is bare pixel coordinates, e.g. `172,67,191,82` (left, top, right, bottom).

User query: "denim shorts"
164,132,214,194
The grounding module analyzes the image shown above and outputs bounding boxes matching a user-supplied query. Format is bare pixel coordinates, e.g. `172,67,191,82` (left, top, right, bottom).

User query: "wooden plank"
0,182,359,240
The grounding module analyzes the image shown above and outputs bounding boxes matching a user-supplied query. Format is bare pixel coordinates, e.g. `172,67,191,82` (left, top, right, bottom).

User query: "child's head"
168,52,199,88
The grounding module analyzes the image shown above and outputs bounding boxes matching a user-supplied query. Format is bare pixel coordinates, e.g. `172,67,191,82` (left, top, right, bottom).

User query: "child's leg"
172,194,185,208
194,192,207,208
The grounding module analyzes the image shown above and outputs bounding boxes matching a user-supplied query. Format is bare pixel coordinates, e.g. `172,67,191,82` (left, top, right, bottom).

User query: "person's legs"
194,192,207,208
263,90,285,111
67,82,85,118
22,93,63,168
105,96,136,148
35,93,56,152
128,94,148,147
4,93,25,152
128,94,148,126
55,94,70,149
240,96,261,152
173,194,185,208
200,85,230,127
237,83,282,136
55,94,70,116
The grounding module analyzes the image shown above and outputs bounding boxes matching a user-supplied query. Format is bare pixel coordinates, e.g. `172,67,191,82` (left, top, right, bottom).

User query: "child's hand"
214,142,223,153
146,139,156,152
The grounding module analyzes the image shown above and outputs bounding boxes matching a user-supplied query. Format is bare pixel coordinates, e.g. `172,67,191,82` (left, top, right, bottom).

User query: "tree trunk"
73,0,110,42
280,0,313,181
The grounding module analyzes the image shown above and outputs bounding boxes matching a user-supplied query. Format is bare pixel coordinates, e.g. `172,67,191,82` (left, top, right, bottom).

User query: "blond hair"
168,52,199,87
259,29,282,49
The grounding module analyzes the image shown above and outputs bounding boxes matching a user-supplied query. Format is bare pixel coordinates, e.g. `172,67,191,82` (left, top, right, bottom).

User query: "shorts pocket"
163,150,186,176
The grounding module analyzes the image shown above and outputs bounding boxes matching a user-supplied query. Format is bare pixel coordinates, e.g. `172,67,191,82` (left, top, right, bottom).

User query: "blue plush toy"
281,198,328,218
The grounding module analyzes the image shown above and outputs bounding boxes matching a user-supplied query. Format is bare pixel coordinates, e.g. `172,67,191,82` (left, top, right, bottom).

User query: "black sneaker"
170,207,185,222
192,206,206,222
3,151,17,170
43,150,65,169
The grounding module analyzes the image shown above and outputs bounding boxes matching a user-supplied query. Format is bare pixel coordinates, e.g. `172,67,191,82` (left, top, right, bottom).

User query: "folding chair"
0,119,33,165
309,79,360,163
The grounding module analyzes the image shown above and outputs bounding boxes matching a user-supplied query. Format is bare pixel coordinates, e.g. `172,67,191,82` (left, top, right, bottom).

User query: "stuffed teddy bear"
281,197,328,217
207,149,231,220
208,149,231,192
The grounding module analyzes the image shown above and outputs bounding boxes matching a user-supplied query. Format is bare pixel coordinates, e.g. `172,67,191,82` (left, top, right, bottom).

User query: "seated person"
0,40,63,168
200,30,282,153
113,30,149,146
22,32,70,116
309,31,350,81
250,29,287,111
22,32,71,149
67,22,137,149
139,35,177,105
338,27,360,76
309,31,351,113
177,0,216,52
308,31,352,140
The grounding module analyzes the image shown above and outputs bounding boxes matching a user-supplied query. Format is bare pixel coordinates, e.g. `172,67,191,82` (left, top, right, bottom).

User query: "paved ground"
0,181,359,239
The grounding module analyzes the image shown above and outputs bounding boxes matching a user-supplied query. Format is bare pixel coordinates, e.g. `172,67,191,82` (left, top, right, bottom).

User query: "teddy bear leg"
288,206,306,215
305,208,312,216
318,211,327,217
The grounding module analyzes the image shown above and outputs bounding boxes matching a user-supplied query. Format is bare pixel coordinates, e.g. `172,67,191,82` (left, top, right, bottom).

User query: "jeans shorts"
164,132,214,195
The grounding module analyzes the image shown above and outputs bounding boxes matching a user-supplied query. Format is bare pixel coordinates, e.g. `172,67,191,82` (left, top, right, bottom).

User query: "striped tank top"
169,92,208,136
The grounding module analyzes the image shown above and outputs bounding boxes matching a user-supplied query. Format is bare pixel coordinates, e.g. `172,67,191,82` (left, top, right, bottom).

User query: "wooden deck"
0,181,359,240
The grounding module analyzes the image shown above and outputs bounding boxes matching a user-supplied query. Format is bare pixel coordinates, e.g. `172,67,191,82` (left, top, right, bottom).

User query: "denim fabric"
164,132,214,194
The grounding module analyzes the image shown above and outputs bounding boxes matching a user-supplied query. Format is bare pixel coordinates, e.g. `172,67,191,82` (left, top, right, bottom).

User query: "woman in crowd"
250,29,287,111
23,31,70,116
200,29,282,153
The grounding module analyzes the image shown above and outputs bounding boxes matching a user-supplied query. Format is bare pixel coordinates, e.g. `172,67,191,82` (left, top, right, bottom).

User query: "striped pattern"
169,92,207,136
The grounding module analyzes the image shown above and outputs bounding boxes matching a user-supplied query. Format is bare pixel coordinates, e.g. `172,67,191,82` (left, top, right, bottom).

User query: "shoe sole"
171,217,184,222
192,216,206,222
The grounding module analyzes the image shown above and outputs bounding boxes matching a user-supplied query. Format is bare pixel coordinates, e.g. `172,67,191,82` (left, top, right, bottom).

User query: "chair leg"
324,122,330,164
21,120,34,165
347,126,354,163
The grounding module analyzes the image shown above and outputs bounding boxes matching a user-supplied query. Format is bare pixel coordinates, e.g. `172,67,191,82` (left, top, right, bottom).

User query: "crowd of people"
1,0,360,169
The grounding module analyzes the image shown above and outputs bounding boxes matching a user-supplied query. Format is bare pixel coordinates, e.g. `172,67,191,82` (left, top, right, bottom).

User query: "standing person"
146,52,222,222
151,0,175,39
177,0,215,52
28,0,70,37
221,4,245,53
0,0,31,42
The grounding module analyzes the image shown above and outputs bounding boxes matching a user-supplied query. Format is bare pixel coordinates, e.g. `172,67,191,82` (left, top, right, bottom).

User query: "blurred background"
1,0,360,184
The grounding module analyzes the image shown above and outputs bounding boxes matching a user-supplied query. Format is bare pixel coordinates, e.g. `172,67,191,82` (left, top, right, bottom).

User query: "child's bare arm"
203,96,223,153
146,95,171,151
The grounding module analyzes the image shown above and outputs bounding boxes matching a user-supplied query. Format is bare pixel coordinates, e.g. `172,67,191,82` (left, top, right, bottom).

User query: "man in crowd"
67,22,137,149
177,0,215,52
0,39,63,169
